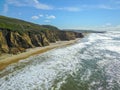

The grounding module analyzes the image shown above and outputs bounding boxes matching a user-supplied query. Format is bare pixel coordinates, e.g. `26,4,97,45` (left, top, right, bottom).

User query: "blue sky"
0,0,120,30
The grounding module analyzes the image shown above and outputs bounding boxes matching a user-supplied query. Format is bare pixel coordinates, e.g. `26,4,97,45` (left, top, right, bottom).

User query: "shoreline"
0,39,80,71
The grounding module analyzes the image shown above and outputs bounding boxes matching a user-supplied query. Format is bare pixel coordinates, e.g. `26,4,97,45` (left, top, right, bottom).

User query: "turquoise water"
0,31,120,90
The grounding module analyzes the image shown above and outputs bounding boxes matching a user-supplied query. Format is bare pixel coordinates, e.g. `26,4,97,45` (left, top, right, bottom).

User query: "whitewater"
0,31,120,90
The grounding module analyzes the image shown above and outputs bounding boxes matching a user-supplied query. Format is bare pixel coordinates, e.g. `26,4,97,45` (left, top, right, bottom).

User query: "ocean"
0,31,120,90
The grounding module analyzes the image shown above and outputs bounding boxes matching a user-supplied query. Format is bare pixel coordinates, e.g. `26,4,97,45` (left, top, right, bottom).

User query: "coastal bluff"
0,15,83,54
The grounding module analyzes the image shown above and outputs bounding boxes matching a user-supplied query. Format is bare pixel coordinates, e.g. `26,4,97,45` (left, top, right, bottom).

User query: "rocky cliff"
0,16,84,54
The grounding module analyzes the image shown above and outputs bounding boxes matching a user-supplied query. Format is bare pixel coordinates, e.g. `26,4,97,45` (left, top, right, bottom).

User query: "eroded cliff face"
0,31,9,54
0,29,83,54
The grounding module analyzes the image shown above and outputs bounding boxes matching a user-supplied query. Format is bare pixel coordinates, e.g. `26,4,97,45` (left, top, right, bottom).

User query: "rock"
9,32,33,48
41,33,50,46
0,31,9,53
58,31,76,40
29,33,42,47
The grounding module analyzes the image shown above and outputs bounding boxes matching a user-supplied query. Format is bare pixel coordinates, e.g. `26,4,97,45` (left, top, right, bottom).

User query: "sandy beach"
0,39,79,70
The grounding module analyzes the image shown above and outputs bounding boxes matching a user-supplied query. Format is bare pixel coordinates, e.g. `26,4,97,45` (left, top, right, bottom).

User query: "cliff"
0,16,83,54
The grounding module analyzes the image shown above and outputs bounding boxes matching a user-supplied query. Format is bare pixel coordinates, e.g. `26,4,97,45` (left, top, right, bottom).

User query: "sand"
0,39,79,70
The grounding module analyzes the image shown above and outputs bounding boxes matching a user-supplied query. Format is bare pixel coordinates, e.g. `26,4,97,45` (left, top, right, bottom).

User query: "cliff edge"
0,15,84,54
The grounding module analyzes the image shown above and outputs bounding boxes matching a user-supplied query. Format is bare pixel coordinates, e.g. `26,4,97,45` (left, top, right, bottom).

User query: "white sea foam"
0,32,120,90
105,46,120,53
0,42,84,90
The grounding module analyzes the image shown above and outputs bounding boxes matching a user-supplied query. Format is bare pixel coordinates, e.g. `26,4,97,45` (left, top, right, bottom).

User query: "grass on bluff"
0,15,59,34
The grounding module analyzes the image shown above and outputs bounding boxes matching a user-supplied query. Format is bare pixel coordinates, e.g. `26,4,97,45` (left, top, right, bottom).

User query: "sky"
0,0,120,31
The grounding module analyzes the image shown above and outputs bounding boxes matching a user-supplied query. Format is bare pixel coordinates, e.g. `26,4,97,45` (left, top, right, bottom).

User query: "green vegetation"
0,15,59,34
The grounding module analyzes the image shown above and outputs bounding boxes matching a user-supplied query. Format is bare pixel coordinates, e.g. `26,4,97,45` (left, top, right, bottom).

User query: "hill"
63,29,106,33
0,15,83,54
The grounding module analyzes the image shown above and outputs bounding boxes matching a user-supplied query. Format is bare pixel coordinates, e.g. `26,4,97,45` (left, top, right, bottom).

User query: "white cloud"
4,0,119,14
98,5,113,9
44,20,51,22
72,24,120,31
6,0,53,10
31,15,39,20
31,14,56,20
58,4,115,12
39,14,44,17
46,15,56,19
101,25,120,31
59,7,80,12
81,4,114,10
105,23,112,26
31,14,56,21
3,0,120,15
7,0,27,6
33,0,53,10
